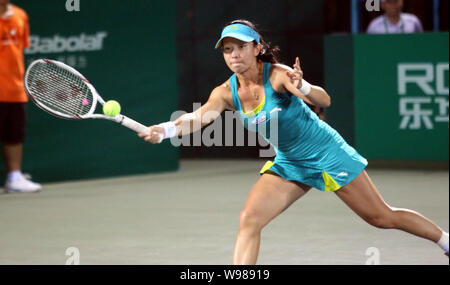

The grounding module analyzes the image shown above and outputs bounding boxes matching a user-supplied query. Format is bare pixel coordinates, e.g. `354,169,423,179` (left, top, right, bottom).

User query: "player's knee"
365,212,395,229
239,210,264,232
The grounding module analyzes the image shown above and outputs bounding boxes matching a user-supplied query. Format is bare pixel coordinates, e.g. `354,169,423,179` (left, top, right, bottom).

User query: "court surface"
0,159,448,265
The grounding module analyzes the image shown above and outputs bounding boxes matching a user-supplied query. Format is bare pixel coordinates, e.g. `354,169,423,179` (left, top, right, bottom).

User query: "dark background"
175,0,449,159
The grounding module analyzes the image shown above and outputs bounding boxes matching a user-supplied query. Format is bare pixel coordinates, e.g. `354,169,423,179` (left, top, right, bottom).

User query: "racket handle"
118,115,149,135
118,115,164,143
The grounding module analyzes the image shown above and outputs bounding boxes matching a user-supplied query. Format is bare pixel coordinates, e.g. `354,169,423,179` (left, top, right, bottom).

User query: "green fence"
325,32,449,161
0,0,179,183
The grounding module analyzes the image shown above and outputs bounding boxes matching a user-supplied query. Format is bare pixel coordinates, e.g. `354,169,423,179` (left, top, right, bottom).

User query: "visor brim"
215,33,256,49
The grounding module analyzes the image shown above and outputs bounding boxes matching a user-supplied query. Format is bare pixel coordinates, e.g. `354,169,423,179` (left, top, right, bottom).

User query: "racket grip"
118,115,149,135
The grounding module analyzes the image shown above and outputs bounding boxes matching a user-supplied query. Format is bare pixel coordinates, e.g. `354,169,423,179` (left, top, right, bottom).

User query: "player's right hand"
138,125,165,144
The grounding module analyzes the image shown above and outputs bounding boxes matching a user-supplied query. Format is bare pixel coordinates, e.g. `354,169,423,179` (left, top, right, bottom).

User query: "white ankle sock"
7,170,22,182
437,231,449,253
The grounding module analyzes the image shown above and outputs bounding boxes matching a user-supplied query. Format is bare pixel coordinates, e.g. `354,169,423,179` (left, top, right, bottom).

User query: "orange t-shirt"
0,4,30,103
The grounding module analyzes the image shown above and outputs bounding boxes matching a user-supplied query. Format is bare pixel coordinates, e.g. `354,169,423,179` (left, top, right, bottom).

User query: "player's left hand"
286,57,303,89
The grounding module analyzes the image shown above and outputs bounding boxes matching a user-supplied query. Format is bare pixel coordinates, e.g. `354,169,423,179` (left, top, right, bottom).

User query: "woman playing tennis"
139,19,449,264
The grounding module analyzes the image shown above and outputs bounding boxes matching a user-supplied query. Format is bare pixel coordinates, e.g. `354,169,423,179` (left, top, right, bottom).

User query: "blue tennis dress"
229,62,368,191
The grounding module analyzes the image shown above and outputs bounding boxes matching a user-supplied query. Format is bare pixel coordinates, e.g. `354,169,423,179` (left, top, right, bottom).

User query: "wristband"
299,79,312,95
159,121,177,139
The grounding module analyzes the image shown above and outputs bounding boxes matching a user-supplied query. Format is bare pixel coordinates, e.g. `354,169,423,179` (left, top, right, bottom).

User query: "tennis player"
139,20,449,264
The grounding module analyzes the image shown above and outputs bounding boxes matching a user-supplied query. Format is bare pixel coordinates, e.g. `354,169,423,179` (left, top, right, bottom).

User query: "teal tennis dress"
229,62,368,191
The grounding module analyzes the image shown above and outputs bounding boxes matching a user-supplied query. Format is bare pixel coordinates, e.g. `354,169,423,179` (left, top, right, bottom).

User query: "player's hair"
225,19,280,64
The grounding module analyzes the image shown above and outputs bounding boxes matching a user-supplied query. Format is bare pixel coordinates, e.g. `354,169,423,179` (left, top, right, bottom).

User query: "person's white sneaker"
4,173,42,193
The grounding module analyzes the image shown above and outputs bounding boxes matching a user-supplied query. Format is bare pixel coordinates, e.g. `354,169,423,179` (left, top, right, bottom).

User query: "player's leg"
233,172,311,265
335,170,448,255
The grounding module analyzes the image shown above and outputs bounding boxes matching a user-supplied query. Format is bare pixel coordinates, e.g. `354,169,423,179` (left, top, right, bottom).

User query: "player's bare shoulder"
210,79,234,111
271,63,293,78
269,63,292,93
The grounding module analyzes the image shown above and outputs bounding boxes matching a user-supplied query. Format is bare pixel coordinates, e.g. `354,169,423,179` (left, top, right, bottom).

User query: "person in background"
0,0,41,193
367,0,423,34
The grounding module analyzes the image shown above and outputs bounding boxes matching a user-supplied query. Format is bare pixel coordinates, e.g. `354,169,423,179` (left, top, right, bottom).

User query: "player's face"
382,0,403,16
222,38,260,74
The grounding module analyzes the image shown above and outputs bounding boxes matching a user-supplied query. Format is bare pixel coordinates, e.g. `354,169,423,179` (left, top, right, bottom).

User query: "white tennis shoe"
4,173,42,193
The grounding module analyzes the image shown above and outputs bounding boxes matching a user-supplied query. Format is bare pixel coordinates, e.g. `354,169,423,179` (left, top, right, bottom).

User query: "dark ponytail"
225,19,280,64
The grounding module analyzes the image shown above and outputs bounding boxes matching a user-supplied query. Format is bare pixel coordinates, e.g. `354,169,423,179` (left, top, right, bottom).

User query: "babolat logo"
25,32,107,55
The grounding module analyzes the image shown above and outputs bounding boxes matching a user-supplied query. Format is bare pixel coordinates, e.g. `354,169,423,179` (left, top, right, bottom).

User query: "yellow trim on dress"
242,96,265,117
260,160,274,174
322,171,341,192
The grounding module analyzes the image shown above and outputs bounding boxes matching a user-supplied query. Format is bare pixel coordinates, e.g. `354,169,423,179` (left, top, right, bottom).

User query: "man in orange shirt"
0,0,41,193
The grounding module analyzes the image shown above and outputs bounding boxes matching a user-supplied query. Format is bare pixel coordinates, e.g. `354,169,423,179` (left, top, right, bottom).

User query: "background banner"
325,32,448,161
0,0,179,183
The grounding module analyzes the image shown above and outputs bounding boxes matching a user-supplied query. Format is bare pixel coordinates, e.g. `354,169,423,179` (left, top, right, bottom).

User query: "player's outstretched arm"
139,85,230,144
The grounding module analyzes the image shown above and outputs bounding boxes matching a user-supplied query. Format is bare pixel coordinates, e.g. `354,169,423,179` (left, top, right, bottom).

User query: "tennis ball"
103,100,121,117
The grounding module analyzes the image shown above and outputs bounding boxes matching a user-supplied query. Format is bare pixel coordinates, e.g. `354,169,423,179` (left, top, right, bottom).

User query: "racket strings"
26,62,94,117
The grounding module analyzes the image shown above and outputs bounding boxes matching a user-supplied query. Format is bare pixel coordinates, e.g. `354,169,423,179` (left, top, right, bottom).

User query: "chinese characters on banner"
398,63,449,130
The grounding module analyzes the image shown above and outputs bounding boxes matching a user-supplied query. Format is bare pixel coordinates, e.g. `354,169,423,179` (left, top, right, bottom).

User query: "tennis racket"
24,59,161,140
